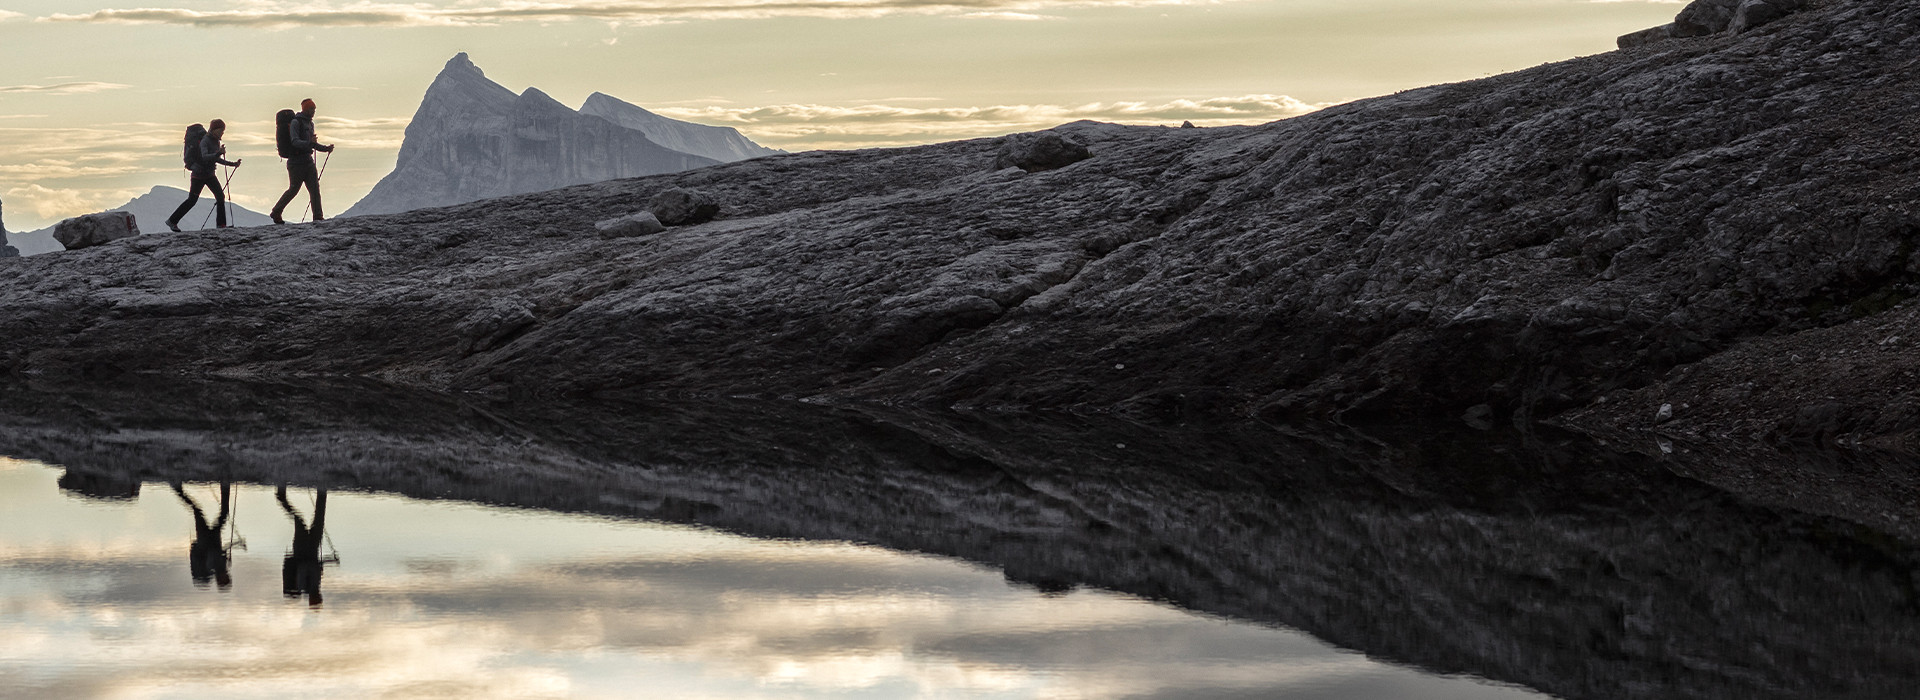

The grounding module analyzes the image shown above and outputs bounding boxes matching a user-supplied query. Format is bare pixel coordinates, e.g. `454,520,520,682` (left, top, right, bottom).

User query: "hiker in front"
270,98,335,224
165,119,241,232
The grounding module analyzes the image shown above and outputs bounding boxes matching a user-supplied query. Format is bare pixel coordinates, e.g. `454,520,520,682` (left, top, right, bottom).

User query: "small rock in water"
595,212,666,238
54,211,139,250
1656,403,1675,423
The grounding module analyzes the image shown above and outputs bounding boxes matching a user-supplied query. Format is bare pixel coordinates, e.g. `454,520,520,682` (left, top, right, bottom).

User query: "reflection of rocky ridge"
341,54,724,217
0,378,1914,700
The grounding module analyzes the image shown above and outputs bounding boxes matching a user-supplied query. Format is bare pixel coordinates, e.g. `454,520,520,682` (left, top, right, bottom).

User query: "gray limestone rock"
457,297,536,354
594,211,666,238
647,187,720,226
0,196,15,258
1732,0,1809,32
1618,23,1675,49
1673,0,1742,36
992,131,1092,172
52,211,138,250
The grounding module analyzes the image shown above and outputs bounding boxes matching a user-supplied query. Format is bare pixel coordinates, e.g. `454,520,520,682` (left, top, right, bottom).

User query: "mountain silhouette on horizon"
342,53,775,218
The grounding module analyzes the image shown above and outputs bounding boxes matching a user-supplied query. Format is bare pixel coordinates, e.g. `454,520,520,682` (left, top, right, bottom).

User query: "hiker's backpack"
275,109,297,158
182,123,206,170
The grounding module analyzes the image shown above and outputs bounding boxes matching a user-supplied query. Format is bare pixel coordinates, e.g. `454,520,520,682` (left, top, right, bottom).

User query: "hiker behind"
270,98,335,224
165,119,241,232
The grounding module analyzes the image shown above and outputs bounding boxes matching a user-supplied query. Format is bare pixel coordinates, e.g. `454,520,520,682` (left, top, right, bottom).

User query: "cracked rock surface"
1,0,1918,446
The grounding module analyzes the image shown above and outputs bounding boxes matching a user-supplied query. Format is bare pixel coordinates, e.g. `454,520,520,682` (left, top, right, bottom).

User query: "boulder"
0,196,16,258
53,211,139,250
594,211,666,238
1732,0,1809,32
1673,0,1742,37
647,187,720,226
1618,23,1676,49
992,132,1092,173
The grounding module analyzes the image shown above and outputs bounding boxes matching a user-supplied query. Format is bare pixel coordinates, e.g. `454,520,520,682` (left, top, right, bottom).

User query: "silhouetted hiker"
270,98,335,224
172,481,236,589
277,485,329,607
165,119,242,232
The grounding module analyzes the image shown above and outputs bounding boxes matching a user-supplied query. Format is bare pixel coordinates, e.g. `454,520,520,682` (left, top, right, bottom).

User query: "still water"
0,457,1540,700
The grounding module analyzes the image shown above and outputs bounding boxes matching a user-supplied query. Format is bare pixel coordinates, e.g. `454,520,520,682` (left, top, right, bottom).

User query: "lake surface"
1,378,1916,699
0,458,1541,700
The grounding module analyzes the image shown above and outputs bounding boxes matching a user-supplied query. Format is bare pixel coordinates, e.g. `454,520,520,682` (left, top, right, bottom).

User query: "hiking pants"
272,156,323,221
167,173,227,228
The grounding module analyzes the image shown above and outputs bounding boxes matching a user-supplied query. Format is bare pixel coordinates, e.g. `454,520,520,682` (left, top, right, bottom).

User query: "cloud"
239,81,317,87
3,183,133,220
0,10,25,22
656,94,1331,149
40,0,1225,29
0,82,132,95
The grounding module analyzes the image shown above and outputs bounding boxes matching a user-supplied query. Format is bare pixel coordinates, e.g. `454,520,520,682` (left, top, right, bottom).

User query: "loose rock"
52,211,139,250
648,187,720,226
594,211,666,238
992,131,1091,173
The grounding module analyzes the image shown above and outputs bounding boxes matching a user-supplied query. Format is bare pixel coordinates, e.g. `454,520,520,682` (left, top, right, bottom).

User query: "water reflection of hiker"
276,485,330,606
270,98,335,224
171,481,236,589
165,119,242,233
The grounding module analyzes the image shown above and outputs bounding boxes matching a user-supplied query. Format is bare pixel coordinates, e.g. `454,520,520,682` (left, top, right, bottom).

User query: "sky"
0,0,1683,232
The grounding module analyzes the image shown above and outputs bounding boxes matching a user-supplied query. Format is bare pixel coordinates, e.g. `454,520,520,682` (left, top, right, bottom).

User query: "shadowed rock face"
1,1,1919,446
0,378,1915,700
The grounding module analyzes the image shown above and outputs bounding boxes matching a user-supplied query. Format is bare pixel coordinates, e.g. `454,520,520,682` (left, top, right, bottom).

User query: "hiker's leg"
271,162,303,220
207,178,228,228
166,177,206,228
301,162,324,220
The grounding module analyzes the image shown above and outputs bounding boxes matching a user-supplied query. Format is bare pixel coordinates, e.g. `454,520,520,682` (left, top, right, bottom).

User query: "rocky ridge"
2,0,1919,447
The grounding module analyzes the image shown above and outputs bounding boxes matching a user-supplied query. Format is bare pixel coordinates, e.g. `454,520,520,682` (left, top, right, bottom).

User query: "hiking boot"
312,216,326,222
167,221,181,233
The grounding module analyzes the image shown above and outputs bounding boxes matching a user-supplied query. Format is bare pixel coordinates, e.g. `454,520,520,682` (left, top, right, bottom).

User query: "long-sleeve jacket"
193,134,238,178
287,115,322,160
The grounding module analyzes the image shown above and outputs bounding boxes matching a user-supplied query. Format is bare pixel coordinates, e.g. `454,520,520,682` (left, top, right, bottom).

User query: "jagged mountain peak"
444,52,480,74
342,54,722,217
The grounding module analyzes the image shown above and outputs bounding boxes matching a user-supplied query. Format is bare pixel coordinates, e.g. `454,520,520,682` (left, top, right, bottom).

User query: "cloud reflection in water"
0,458,1537,699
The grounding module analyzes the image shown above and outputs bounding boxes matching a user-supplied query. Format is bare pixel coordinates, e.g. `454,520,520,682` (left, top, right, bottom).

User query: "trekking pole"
301,149,331,223
199,162,238,229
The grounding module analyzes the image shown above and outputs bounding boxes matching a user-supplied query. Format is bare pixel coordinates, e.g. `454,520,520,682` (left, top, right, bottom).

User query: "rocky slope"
341,54,723,217
6,186,275,256
1,0,1918,447
1,377,1914,700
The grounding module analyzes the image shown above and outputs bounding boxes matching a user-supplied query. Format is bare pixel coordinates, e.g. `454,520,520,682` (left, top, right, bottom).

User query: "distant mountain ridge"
343,53,775,218
579,92,783,164
7,186,272,256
